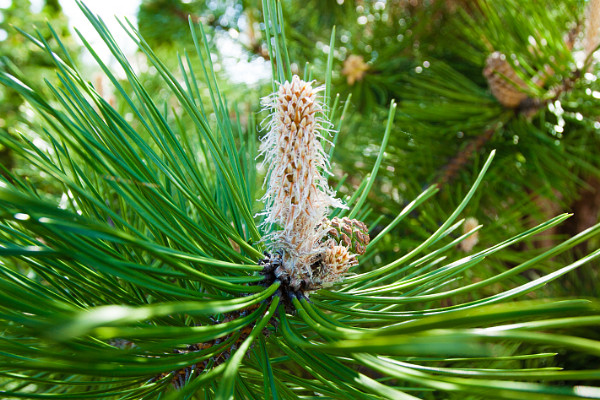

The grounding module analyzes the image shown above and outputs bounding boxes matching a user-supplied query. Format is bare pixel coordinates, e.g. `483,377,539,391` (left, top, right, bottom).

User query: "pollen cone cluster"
259,75,345,289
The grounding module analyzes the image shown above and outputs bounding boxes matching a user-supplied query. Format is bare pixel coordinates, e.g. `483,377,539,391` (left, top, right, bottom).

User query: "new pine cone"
321,216,370,255
317,245,357,286
307,217,370,287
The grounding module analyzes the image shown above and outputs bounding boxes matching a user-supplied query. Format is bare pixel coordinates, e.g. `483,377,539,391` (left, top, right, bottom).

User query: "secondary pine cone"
321,217,370,255
315,245,357,286
483,51,529,108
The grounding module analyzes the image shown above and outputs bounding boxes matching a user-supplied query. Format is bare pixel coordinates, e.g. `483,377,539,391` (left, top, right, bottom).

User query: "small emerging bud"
458,217,479,252
342,55,369,85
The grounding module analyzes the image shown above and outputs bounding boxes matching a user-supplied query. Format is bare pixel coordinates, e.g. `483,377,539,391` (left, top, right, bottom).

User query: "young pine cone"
321,217,370,255
317,245,357,286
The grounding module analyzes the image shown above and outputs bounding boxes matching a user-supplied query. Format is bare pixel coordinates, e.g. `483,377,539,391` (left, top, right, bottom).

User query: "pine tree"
1,1,600,399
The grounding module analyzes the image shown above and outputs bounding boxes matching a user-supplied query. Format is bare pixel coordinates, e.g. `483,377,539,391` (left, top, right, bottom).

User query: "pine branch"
435,121,500,188
1,1,600,399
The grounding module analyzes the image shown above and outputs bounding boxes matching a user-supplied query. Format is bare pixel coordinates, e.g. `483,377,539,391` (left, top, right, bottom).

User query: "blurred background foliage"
1,0,600,390
0,0,78,179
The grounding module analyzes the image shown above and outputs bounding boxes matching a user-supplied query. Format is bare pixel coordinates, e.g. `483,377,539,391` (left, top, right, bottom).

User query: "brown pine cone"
484,51,529,108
